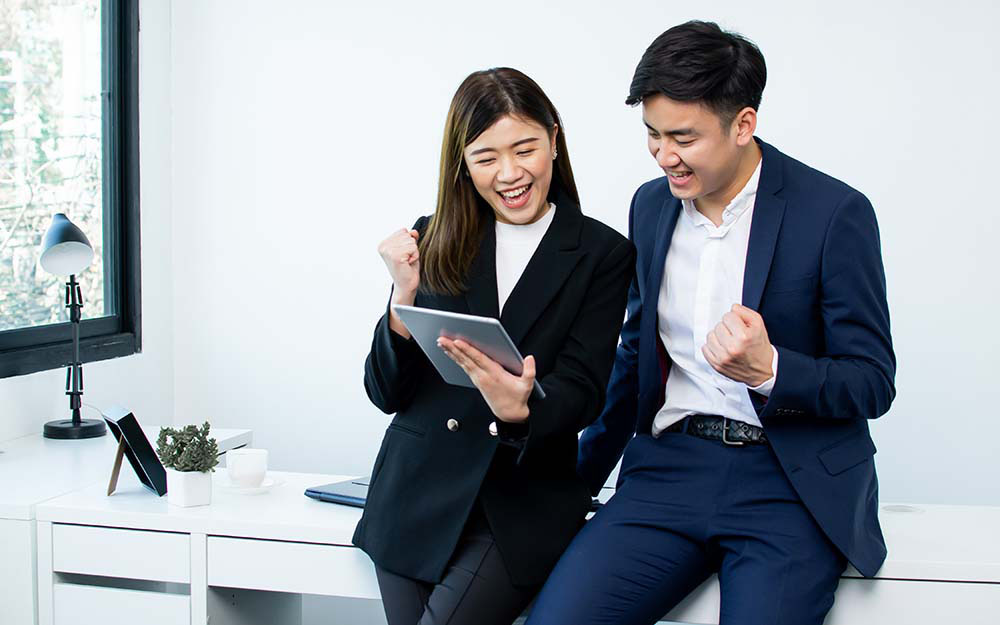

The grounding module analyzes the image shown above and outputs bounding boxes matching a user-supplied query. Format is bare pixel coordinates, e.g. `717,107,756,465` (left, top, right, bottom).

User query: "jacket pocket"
818,432,877,475
387,421,426,439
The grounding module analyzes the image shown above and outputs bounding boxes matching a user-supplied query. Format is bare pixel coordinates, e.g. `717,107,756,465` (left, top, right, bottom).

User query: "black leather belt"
664,414,768,446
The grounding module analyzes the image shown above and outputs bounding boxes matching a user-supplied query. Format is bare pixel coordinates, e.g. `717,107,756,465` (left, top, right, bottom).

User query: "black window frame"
0,0,141,379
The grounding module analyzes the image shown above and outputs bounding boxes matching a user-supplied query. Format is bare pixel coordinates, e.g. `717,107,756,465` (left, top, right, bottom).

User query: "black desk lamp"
38,213,106,439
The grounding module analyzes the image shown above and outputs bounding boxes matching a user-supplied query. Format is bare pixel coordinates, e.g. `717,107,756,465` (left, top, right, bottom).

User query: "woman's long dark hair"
419,68,579,296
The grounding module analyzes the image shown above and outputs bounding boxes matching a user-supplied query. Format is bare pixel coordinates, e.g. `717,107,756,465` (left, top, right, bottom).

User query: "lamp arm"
66,275,84,426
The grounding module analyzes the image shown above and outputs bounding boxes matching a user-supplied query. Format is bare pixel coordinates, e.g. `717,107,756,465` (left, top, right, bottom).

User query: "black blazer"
353,195,635,587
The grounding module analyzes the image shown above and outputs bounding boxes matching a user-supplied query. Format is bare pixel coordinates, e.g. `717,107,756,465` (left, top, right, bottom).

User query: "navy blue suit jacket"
578,138,896,578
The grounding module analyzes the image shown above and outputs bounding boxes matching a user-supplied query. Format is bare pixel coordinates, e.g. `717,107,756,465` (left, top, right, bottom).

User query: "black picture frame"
104,409,166,497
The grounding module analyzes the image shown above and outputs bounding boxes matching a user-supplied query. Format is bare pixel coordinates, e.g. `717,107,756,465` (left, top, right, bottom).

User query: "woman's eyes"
475,150,534,165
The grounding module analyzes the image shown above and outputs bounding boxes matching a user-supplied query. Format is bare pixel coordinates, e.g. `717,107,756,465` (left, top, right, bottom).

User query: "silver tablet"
393,305,545,400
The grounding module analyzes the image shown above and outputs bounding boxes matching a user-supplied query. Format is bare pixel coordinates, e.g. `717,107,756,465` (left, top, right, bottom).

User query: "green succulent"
156,422,220,472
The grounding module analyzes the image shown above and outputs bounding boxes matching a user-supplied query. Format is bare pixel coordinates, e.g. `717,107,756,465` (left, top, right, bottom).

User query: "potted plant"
156,422,219,507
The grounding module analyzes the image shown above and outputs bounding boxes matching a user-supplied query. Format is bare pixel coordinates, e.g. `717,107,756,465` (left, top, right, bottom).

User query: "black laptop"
304,476,369,508
305,476,602,512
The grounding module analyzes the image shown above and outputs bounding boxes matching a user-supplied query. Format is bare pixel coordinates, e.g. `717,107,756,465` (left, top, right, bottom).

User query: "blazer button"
488,422,498,436
447,419,460,432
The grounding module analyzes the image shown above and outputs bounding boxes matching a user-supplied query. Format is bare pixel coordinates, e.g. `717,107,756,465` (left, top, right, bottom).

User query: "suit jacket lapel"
500,194,585,346
640,196,681,342
635,194,680,408
463,220,500,319
742,139,786,311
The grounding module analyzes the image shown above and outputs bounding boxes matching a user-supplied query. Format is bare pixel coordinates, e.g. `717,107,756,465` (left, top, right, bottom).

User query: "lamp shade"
39,213,94,276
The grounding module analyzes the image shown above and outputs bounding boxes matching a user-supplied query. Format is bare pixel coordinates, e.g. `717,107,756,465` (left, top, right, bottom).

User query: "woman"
353,67,635,625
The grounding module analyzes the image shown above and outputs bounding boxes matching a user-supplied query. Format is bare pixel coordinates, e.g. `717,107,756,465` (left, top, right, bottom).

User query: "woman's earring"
552,149,558,160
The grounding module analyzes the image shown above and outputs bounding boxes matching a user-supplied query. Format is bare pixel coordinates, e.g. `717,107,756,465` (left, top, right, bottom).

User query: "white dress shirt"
495,204,556,314
653,162,778,435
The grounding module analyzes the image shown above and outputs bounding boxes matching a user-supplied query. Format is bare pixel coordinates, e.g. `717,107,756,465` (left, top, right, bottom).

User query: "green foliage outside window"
0,0,105,331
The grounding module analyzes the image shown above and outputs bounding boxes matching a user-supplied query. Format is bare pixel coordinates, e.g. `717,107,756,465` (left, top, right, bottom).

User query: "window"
0,0,139,378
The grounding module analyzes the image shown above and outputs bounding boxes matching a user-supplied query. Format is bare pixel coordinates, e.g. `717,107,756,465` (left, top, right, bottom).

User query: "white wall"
149,0,1000,507
0,0,174,442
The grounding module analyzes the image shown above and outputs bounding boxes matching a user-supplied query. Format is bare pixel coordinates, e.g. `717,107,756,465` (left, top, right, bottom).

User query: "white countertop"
36,471,362,546
0,427,252,521
855,502,1000,583
600,487,1000,584
33,474,1000,584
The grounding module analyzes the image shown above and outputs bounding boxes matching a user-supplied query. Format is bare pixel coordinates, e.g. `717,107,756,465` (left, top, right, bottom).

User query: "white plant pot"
165,468,212,507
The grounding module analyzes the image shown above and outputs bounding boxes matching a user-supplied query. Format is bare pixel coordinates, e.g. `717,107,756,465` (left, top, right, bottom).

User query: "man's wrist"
747,345,779,395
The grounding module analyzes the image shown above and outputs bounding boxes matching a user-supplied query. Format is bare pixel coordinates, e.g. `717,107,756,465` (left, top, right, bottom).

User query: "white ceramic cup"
227,448,268,488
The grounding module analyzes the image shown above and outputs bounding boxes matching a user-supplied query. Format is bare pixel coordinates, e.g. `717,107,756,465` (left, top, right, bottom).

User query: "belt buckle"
721,417,745,446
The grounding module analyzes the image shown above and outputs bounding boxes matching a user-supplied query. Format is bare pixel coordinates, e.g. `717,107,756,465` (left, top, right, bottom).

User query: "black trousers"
374,504,537,625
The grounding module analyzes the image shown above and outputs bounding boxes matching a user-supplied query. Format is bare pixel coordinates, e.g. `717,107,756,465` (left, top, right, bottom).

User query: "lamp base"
43,418,106,439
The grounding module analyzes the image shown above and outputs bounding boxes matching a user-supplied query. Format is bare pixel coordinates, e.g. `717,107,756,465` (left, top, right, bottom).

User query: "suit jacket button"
447,419,460,432
488,422,498,436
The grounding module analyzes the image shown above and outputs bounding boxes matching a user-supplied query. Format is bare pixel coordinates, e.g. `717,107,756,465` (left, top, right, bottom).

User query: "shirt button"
488,422,498,436
447,419,460,432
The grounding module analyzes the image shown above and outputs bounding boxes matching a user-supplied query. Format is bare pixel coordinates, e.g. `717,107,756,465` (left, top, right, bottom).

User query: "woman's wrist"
388,285,417,338
387,311,411,339
390,284,417,307
495,402,530,423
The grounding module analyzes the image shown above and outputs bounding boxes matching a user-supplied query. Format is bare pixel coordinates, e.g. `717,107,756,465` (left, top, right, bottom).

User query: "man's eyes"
648,133,694,147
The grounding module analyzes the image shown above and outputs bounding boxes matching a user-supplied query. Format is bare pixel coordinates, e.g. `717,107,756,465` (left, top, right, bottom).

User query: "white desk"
34,471,1000,625
660,504,1000,624
36,471,372,625
588,489,1000,624
0,427,252,625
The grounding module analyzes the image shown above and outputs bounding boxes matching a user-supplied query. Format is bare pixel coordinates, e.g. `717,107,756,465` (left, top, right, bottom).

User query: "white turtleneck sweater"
495,204,556,314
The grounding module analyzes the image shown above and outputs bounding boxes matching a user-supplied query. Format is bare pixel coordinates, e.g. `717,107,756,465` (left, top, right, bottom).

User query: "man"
527,21,895,625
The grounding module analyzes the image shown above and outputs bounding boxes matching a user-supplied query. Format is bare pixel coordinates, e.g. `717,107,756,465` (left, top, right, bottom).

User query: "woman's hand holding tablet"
392,305,546,403
438,337,535,423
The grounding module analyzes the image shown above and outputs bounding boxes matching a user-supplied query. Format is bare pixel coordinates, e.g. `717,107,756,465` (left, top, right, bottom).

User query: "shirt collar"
495,203,556,236
681,159,762,229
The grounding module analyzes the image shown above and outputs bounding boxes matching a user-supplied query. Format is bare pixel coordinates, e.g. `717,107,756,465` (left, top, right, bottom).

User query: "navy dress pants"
526,430,847,625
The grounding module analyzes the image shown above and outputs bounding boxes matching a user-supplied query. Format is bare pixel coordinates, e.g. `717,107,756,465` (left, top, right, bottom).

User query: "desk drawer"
207,536,379,598
54,583,189,625
53,524,190,583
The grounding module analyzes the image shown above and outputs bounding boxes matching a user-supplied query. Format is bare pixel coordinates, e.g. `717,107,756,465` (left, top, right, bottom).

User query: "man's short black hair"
627,21,766,123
